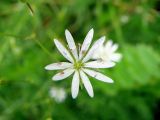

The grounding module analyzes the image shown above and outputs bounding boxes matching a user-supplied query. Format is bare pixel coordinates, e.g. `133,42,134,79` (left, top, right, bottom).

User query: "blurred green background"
0,0,160,120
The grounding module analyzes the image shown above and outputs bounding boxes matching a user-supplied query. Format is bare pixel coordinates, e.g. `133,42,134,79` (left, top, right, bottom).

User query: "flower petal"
71,71,80,99
79,28,94,59
65,29,78,60
111,44,118,53
105,40,113,50
85,61,115,68
111,53,122,62
45,62,72,70
54,39,74,63
92,45,104,59
83,69,114,83
52,68,74,81
82,36,105,62
80,70,94,97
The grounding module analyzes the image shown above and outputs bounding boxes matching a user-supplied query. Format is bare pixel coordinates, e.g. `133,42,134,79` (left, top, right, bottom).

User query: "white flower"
45,28,115,99
93,40,122,63
120,15,129,24
49,87,67,103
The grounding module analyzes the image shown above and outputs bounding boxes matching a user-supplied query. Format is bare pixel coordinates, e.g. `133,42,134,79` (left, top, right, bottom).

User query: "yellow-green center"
74,61,84,70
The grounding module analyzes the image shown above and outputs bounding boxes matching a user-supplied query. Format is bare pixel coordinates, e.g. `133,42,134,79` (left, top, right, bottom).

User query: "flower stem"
34,39,54,59
109,6,124,46
26,2,34,16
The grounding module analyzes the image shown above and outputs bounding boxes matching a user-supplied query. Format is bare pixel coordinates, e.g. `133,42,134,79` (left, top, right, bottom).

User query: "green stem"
34,39,54,59
0,32,54,59
0,32,23,39
109,6,124,46
26,2,34,16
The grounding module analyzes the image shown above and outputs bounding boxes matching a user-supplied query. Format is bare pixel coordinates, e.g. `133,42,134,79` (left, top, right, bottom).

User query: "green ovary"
74,61,84,70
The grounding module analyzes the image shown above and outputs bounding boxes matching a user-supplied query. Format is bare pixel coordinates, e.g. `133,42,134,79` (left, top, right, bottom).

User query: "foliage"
0,0,160,120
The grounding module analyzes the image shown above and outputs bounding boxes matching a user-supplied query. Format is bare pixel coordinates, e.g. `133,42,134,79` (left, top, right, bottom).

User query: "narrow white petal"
83,69,114,83
111,53,122,62
65,30,78,60
79,28,94,59
54,39,74,63
85,61,115,68
92,45,104,59
111,44,118,53
71,71,80,99
52,68,74,81
45,62,72,70
80,70,94,97
105,40,113,51
82,36,105,62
